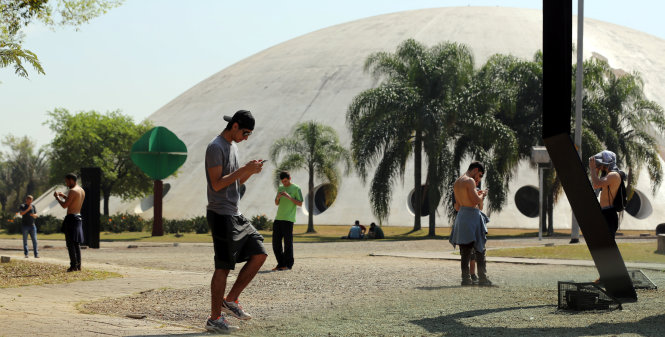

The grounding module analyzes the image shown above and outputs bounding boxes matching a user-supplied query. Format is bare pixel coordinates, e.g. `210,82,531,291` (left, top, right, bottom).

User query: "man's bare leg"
211,269,230,318
226,254,267,301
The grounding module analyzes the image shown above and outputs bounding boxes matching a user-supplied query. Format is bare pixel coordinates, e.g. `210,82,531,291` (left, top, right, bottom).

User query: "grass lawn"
489,242,665,264
0,259,121,288
0,226,563,243
0,226,654,244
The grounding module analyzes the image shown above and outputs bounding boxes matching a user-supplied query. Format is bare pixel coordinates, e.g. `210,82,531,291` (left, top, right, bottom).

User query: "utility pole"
570,0,584,244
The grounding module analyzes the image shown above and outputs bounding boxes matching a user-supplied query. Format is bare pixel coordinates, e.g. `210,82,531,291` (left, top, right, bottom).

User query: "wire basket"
558,281,622,311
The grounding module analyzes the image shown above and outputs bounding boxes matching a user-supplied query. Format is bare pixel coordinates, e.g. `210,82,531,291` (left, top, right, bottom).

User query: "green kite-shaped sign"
131,126,188,180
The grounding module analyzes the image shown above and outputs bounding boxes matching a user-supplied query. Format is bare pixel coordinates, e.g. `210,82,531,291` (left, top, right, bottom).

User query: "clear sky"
1,0,664,150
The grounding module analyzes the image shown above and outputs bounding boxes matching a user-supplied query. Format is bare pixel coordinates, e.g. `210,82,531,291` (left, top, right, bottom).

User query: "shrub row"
1,212,274,234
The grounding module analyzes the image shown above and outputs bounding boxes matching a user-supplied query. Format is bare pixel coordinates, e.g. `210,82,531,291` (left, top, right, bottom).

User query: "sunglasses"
242,130,253,137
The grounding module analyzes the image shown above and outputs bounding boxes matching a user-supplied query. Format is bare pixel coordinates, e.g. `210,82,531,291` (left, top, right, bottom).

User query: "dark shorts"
62,214,85,243
601,208,619,239
207,210,267,270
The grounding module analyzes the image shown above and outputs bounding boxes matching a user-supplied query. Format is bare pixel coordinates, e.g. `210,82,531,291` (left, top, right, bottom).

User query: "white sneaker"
205,315,239,333
222,299,252,320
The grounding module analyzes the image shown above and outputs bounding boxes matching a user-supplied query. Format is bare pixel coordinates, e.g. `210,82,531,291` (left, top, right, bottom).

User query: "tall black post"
542,0,636,301
80,167,101,249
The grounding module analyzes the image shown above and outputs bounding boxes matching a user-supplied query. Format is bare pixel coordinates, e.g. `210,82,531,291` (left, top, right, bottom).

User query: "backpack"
612,172,628,212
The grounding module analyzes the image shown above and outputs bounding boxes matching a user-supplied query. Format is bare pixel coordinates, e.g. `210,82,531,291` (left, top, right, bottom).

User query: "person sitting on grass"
367,222,384,239
347,220,365,239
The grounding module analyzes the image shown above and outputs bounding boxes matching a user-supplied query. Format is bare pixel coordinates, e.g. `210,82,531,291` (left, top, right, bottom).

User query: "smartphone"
260,160,268,163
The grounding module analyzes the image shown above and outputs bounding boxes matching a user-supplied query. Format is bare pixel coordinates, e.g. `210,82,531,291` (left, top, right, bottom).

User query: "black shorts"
207,210,267,270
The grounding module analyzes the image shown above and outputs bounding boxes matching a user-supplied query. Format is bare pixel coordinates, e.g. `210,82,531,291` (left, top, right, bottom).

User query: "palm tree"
578,58,665,195
347,39,476,233
270,121,351,233
445,53,537,218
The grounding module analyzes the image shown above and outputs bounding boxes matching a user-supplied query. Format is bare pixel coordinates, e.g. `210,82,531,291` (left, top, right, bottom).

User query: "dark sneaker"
222,299,252,320
34,255,39,258
205,315,239,333
66,267,77,272
461,278,473,286
478,278,493,286
471,274,479,284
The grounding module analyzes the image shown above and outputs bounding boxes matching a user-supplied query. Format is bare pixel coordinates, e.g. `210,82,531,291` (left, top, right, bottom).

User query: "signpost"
130,127,187,236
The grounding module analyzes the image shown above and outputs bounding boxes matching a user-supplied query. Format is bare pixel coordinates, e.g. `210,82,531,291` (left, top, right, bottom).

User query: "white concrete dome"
35,7,665,230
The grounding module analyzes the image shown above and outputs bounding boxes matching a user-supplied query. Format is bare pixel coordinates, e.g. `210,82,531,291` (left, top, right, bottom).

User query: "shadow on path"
411,305,665,336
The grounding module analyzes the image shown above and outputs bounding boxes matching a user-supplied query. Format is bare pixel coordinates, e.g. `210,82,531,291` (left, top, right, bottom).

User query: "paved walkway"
0,237,662,336
0,241,213,336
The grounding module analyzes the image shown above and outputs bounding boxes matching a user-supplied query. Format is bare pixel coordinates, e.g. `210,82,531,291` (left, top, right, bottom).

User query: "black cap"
223,110,255,130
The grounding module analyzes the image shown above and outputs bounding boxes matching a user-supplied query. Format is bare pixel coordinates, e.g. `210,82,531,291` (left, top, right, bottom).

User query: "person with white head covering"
588,150,625,239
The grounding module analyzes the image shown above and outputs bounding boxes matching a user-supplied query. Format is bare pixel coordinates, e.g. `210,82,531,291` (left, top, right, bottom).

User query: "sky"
1,0,664,151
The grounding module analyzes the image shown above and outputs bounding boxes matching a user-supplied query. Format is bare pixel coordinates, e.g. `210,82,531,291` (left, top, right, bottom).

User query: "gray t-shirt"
205,135,241,216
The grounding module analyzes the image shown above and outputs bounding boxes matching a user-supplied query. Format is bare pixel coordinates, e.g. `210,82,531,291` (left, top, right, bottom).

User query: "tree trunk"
26,179,35,196
413,130,422,231
14,187,22,209
307,165,315,233
102,188,112,216
547,178,554,236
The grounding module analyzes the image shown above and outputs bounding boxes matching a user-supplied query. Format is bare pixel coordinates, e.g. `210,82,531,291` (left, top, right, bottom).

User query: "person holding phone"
204,110,267,333
272,171,302,271
450,161,491,286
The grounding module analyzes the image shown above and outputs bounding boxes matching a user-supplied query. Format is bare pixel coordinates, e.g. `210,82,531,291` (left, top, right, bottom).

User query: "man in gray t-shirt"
203,109,267,333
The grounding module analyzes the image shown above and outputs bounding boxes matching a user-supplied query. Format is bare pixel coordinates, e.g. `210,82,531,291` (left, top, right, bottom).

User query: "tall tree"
1,0,123,80
1,135,50,207
579,58,665,195
46,108,153,215
270,121,351,233
347,39,477,233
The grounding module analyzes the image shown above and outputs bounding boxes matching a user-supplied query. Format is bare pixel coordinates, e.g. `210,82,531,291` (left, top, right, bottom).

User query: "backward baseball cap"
223,110,255,130
593,150,619,172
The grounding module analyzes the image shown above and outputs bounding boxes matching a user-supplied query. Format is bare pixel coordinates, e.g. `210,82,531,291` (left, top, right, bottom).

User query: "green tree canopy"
348,39,517,235
270,121,351,233
0,135,49,211
46,108,153,215
1,0,123,79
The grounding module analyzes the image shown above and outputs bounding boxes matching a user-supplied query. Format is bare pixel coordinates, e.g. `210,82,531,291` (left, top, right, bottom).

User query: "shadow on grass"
411,305,665,336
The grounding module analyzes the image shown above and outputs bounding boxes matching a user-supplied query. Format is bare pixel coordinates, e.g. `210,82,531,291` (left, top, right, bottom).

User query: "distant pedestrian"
272,171,303,271
204,110,267,333
18,195,39,258
54,173,85,272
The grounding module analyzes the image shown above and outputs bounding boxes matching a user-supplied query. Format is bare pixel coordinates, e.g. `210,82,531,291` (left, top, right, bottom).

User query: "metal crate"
558,281,622,311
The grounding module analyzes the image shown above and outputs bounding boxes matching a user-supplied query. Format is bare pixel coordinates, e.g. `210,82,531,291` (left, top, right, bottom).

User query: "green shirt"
275,183,303,222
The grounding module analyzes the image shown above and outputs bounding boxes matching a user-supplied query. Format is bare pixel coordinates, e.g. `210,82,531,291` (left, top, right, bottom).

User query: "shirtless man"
54,173,86,272
450,161,491,286
589,150,622,239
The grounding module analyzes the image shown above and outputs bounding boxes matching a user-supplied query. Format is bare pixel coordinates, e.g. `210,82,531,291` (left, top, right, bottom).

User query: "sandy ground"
1,237,664,336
